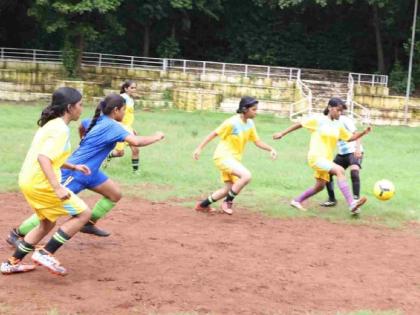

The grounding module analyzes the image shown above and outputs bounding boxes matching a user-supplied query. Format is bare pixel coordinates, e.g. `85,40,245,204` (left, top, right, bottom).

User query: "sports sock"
350,170,360,198
199,195,215,208
44,229,70,254
326,175,336,201
12,240,34,261
224,189,237,202
132,159,139,171
337,179,353,206
295,187,317,203
17,214,40,236
91,197,116,222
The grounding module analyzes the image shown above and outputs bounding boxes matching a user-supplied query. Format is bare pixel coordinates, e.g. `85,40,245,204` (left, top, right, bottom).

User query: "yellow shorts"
308,156,333,182
115,125,135,151
20,186,88,222
214,158,247,183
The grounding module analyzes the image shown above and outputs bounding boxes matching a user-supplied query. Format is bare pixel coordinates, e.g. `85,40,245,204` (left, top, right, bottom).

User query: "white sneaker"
1,260,35,274
349,197,367,215
32,250,67,276
290,200,307,211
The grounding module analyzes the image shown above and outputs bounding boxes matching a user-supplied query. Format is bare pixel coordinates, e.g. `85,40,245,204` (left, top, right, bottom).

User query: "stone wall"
0,61,300,116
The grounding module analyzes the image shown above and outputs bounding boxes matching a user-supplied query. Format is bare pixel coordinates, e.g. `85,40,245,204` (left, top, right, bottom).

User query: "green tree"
29,0,123,77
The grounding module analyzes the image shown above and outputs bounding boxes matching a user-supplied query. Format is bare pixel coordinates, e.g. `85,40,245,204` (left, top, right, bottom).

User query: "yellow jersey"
19,117,71,191
302,114,352,161
121,93,135,127
213,115,259,161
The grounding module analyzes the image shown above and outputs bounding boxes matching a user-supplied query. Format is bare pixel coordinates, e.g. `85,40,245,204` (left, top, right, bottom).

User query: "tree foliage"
0,0,417,86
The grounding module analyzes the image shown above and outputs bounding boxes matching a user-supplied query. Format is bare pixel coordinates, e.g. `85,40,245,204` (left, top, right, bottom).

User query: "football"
373,179,395,201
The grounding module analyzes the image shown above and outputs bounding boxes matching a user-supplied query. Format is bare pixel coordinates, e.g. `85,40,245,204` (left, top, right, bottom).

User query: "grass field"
0,102,419,228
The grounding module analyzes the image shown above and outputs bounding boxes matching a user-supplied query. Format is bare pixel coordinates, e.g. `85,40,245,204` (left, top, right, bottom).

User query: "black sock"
44,229,70,254
200,195,215,208
12,240,34,261
326,175,336,201
132,159,139,171
350,170,360,198
224,189,238,202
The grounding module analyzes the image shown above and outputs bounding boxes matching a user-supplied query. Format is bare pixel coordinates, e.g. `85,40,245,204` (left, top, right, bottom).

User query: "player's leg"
349,153,363,200
1,217,54,275
291,178,326,211
321,154,347,207
195,182,232,213
330,162,366,214
31,194,91,276
219,162,252,214
291,158,330,211
130,144,140,173
81,177,122,236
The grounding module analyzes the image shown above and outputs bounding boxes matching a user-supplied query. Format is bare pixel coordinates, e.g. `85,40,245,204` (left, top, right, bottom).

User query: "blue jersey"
68,115,129,173
81,118,91,130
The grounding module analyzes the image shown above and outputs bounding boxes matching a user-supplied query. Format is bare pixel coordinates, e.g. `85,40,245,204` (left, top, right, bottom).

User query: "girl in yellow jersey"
193,96,277,215
1,87,92,276
273,98,371,214
108,80,140,173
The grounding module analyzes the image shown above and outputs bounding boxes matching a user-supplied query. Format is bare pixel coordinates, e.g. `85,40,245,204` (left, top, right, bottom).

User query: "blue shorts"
61,169,108,194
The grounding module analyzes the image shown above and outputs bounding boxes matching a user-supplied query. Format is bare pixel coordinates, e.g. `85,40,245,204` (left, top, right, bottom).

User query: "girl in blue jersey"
7,93,164,243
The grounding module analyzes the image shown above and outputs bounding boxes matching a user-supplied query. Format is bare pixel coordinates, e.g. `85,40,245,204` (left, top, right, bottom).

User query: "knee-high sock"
350,170,360,198
295,187,317,203
91,197,116,222
337,179,353,206
17,214,40,236
326,175,336,201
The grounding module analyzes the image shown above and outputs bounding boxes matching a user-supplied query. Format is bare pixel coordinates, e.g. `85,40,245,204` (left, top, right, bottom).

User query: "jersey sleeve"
339,124,353,141
39,128,69,162
249,124,260,142
301,116,319,131
109,121,131,143
81,118,91,130
215,120,233,140
342,117,357,133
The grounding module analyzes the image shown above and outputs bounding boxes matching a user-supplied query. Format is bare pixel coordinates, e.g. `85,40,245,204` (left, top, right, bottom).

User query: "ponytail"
82,94,126,140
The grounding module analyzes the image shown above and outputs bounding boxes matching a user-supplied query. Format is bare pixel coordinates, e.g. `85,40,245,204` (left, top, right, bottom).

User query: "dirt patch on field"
0,192,419,315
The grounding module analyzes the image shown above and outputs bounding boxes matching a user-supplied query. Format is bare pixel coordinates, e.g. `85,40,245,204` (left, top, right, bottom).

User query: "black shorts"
333,153,363,169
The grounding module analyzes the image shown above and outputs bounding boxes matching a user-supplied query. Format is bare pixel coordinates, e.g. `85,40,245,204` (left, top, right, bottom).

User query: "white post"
130,56,134,68
404,0,418,124
222,63,225,76
183,60,186,73
267,67,270,78
0,48,3,60
33,49,37,62
245,64,248,77
98,54,102,67
162,58,168,71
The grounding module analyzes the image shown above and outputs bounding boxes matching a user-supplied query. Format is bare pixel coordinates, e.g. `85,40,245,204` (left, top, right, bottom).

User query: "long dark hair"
120,80,135,94
83,93,126,138
37,87,82,127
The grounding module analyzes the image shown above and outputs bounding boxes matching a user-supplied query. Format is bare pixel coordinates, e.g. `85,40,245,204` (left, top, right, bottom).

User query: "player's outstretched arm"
254,140,277,160
193,131,218,160
273,122,302,140
348,126,372,142
125,132,165,147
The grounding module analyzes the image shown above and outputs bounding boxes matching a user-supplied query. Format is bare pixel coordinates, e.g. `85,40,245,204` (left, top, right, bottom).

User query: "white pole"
404,0,418,124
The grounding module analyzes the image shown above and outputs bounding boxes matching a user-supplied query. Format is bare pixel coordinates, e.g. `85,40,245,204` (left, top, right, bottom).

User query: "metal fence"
0,47,301,80
349,72,388,86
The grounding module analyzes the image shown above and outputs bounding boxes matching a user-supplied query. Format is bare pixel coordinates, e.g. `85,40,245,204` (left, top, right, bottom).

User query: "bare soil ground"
0,192,420,315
